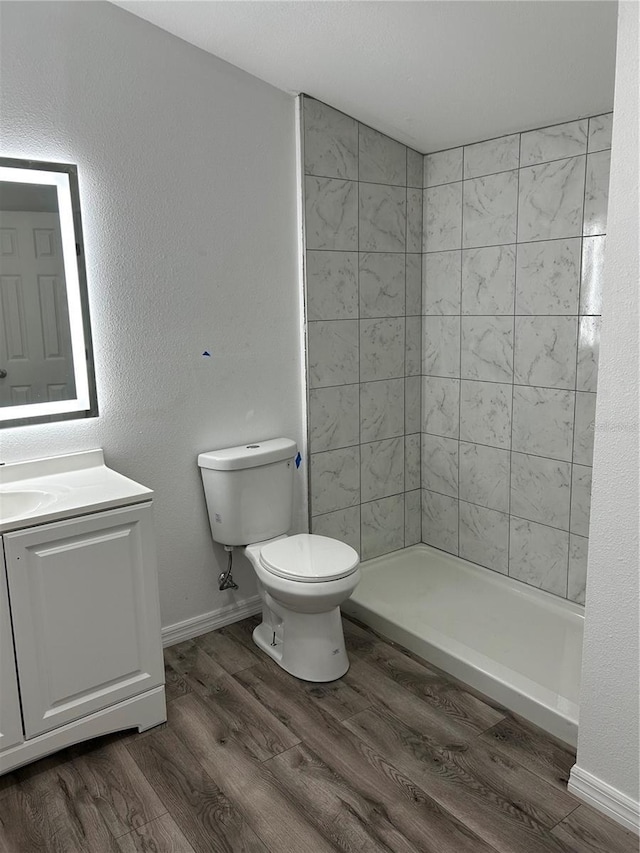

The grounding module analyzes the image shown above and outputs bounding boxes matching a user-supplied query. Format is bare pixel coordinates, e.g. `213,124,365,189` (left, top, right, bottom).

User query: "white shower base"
342,543,584,747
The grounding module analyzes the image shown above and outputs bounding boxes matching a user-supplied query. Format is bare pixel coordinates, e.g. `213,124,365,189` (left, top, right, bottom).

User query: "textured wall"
574,0,640,819
302,96,423,560
421,113,611,603
0,2,306,628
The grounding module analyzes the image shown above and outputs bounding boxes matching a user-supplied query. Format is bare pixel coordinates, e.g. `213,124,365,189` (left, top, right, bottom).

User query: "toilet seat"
259,534,359,583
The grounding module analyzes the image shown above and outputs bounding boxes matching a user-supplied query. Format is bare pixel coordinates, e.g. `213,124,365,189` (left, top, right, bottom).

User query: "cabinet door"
0,545,23,751
4,503,164,738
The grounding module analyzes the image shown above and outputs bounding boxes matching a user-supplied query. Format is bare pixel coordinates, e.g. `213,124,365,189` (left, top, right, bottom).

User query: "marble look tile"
308,320,359,388
303,97,358,180
510,452,571,530
588,113,613,153
310,446,360,515
512,386,575,461
405,376,421,434
424,183,462,252
406,254,422,315
421,433,458,498
359,184,406,252
423,251,461,315
309,384,360,453
361,494,404,560
459,441,510,512
515,238,581,315
461,245,515,315
407,189,423,253
568,534,588,604
577,316,601,392
422,316,460,378
570,464,592,537
583,150,611,236
463,171,518,248
573,392,596,466
520,120,587,167
305,176,358,250
306,251,358,320
461,316,513,382
517,155,586,242
405,434,421,491
407,149,423,189
404,490,422,547
422,489,458,555
460,380,512,449
580,236,606,315
514,316,578,390
360,379,404,443
459,502,509,574
359,124,406,186
425,148,463,187
312,506,360,555
359,253,405,318
360,318,405,381
463,134,519,179
405,316,422,376
422,376,460,439
509,518,569,597
361,436,404,502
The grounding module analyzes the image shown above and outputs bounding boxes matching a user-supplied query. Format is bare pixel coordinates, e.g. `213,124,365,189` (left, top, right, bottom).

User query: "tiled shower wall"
421,114,612,604
302,96,423,560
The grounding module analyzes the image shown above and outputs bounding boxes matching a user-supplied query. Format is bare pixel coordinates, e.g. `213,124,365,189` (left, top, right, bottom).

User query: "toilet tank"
198,438,297,546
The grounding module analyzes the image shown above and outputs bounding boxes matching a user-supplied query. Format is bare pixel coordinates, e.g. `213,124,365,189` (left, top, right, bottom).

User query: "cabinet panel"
4,503,164,738
0,545,23,751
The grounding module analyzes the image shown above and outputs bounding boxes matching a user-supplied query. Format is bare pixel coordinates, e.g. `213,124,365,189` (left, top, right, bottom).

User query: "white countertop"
0,449,153,534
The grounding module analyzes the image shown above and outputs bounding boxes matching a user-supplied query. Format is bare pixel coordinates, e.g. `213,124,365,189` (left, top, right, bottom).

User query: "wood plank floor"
1,616,637,853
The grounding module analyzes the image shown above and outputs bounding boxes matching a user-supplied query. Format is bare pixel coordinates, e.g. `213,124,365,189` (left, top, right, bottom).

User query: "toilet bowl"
198,438,361,682
244,533,360,682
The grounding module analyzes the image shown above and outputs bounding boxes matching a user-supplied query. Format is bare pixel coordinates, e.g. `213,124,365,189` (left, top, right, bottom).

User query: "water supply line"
218,545,239,591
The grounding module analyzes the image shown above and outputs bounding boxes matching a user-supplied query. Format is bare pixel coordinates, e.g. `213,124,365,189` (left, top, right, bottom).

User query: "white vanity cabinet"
0,451,166,775
4,503,164,739
0,551,23,752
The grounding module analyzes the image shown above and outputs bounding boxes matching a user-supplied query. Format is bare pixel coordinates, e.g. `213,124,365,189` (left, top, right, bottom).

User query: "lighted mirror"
0,158,97,427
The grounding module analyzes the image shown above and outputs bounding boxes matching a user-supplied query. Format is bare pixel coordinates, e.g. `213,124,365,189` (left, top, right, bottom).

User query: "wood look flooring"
1,616,638,853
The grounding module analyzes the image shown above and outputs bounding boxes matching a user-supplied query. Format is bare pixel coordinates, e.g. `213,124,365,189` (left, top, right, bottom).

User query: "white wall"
571,0,640,832
0,1,307,629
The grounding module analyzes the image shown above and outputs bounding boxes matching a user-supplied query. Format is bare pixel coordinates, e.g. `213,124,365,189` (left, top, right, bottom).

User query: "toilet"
198,438,360,682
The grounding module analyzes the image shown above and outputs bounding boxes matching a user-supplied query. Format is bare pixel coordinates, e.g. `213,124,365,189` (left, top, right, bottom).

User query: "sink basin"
0,489,56,521
0,450,153,533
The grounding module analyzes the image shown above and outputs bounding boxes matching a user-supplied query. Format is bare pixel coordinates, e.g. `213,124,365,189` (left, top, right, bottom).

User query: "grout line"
306,172,410,190
417,373,586,393
423,111,610,160
308,314,601,325
457,146,465,557
421,231,605,255
403,149,408,546
418,486,573,537
507,133,522,579
567,151,592,596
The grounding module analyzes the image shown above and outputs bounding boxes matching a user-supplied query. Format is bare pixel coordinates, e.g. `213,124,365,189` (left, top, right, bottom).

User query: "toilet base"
252,603,350,682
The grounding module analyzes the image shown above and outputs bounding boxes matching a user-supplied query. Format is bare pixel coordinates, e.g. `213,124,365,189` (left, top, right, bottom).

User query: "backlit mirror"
0,158,97,427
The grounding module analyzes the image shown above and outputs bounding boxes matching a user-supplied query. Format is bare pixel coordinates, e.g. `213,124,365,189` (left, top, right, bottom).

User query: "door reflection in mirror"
0,159,97,427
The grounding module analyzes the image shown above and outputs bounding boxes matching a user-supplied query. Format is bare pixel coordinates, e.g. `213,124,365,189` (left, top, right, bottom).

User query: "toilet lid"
259,534,359,583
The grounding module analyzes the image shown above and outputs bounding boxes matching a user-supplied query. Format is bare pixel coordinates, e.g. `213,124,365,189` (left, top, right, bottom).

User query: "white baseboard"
161,596,262,647
568,765,640,834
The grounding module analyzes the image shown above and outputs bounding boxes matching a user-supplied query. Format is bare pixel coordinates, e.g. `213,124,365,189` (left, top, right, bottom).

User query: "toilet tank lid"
198,438,297,471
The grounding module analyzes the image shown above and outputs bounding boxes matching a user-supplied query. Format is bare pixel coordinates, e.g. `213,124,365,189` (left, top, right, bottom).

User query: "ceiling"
114,1,618,153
